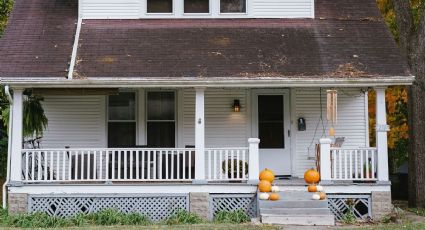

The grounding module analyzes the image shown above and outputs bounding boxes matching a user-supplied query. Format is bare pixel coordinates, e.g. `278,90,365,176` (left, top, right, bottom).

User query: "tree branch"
393,0,415,55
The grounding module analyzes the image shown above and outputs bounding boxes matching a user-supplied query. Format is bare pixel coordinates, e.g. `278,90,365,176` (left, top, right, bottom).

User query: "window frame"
145,90,178,147
219,0,248,15
183,0,212,15
145,0,175,15
107,91,138,147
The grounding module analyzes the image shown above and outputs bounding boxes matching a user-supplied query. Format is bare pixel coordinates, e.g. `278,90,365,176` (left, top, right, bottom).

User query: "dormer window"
147,0,173,13
220,0,246,13
184,0,210,14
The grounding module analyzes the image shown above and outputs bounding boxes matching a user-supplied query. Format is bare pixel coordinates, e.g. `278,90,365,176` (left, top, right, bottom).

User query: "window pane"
220,0,246,13
258,95,284,149
108,122,136,147
184,0,209,13
147,122,175,147
147,0,173,13
108,92,136,120
147,92,175,120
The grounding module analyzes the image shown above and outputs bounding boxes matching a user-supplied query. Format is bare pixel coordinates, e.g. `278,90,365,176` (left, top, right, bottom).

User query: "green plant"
382,207,406,224
166,210,204,225
221,159,248,179
341,199,357,224
214,210,250,224
86,209,125,226
6,212,70,228
121,212,151,225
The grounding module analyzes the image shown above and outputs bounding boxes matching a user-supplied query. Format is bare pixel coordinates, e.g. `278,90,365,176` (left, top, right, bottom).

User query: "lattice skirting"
28,194,189,221
210,194,257,218
327,194,371,221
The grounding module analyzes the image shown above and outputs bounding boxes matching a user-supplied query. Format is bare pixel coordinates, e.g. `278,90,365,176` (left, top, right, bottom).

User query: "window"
184,0,210,13
147,92,176,147
108,92,136,147
147,0,173,13
220,0,246,13
258,95,284,149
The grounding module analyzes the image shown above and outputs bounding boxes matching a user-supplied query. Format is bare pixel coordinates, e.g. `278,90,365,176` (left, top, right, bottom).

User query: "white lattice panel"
327,194,371,221
210,194,257,218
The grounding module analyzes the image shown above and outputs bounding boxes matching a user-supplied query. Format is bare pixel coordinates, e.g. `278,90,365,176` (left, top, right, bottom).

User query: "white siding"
183,88,249,148
41,95,107,148
80,0,314,19
293,88,368,177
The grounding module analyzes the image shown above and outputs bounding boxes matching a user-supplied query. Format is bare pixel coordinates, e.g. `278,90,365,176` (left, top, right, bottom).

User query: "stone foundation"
189,192,210,220
8,193,28,214
371,191,392,221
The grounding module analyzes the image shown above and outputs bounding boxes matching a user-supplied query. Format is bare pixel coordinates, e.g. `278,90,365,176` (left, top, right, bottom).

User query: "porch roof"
0,0,414,85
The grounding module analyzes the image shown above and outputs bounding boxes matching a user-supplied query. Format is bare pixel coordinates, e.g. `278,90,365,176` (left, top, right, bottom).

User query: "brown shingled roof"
0,0,411,81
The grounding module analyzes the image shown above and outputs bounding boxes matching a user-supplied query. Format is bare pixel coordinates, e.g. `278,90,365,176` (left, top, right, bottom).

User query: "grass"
344,223,425,230
407,208,425,217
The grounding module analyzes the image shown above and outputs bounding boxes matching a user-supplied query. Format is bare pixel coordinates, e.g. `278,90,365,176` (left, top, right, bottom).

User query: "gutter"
2,86,13,209
68,18,83,80
0,76,416,88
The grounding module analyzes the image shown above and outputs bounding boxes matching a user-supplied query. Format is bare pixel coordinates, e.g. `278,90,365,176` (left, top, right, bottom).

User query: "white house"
0,0,414,225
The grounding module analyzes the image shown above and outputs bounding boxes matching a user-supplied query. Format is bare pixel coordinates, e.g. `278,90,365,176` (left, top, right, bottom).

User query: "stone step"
261,214,335,226
260,207,332,215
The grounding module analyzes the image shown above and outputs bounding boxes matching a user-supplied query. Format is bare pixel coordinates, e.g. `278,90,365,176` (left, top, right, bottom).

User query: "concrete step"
261,214,335,226
259,199,328,209
260,207,332,215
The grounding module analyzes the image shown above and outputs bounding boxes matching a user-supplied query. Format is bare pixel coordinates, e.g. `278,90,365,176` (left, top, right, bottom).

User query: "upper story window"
147,0,173,13
184,0,210,14
220,0,246,13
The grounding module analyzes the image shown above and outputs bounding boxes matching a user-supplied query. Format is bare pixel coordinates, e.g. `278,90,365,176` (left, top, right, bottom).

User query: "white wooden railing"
21,148,195,182
205,148,249,181
330,147,378,181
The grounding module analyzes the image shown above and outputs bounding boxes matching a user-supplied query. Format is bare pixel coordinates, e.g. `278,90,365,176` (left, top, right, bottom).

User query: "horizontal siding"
183,88,249,148
252,0,313,18
81,0,142,19
293,88,368,177
41,95,107,148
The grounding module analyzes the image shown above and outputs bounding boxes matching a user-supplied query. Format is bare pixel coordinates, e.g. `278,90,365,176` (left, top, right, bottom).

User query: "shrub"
166,210,204,225
86,209,126,226
214,210,250,224
6,212,70,228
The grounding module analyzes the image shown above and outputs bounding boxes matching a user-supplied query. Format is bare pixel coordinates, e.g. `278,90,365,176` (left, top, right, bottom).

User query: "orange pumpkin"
259,168,275,183
307,185,317,192
319,192,326,200
258,180,272,192
269,193,280,201
304,168,320,184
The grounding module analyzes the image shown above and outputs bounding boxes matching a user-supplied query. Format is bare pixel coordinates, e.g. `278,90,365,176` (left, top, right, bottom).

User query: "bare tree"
393,0,425,208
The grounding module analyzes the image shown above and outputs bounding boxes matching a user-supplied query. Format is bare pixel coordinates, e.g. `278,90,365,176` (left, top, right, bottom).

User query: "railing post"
194,87,206,184
319,138,332,182
248,138,260,184
375,87,389,182
10,88,24,184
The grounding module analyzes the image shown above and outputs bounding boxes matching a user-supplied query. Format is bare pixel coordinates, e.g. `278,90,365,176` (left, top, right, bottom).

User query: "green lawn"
343,223,425,230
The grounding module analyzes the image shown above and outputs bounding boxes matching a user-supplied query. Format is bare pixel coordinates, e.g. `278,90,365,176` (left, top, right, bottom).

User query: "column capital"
194,87,206,92
373,86,388,91
319,138,332,144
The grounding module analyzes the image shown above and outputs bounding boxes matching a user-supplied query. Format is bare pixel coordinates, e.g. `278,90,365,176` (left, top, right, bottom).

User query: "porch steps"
259,191,335,226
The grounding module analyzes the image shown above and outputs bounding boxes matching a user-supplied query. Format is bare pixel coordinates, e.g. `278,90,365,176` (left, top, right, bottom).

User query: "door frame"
251,89,292,176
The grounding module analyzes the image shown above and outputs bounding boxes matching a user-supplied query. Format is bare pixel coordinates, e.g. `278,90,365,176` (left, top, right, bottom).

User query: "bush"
86,209,151,226
6,212,70,228
166,210,204,225
214,210,250,224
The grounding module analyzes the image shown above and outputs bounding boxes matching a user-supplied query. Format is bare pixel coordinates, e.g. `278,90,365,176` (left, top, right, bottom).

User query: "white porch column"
375,87,390,182
194,88,206,183
10,88,24,183
248,138,260,184
319,138,332,182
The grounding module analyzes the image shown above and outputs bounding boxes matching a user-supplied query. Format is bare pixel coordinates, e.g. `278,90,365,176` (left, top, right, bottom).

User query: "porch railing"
205,148,249,181
21,148,196,183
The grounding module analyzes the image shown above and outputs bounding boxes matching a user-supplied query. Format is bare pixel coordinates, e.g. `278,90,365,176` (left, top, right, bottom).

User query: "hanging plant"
2,90,48,139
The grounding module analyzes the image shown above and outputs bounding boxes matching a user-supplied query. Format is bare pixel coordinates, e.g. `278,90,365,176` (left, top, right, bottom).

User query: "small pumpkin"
269,193,280,201
258,180,272,192
319,192,326,200
271,185,280,193
316,185,324,192
304,168,320,184
307,185,317,192
259,168,275,183
259,193,270,200
312,193,320,200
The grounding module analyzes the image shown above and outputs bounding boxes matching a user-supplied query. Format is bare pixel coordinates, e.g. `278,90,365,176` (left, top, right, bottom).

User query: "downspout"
68,17,83,80
2,85,13,208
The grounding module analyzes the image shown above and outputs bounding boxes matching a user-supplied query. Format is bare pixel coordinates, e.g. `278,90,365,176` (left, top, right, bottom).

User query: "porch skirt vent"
28,194,188,221
210,194,257,218
327,194,371,221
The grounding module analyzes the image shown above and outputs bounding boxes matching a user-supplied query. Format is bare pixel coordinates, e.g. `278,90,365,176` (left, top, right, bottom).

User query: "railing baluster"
349,150,353,179
213,150,217,180
177,150,180,180
360,149,364,179
147,150,151,180
182,150,186,179
56,151,60,181
165,150,168,180
50,151,54,181
154,150,158,180
354,150,358,179
188,149,192,179
99,150,103,180
62,151,66,181
242,150,246,179
25,151,29,181
219,150,223,180
371,149,376,179
365,149,370,179
141,150,145,180
136,150,140,180
236,150,240,180
118,150,122,180
111,150,115,180
207,150,211,180
123,150,127,180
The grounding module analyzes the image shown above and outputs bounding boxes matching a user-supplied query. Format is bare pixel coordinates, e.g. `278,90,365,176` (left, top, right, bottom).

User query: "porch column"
194,87,206,183
319,138,332,182
375,87,390,182
10,88,24,183
248,138,260,184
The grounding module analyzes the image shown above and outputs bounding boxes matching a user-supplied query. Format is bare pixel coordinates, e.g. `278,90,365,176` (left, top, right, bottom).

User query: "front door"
253,90,291,176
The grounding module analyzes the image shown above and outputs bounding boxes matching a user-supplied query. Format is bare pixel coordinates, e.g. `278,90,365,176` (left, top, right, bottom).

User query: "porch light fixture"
233,99,241,112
